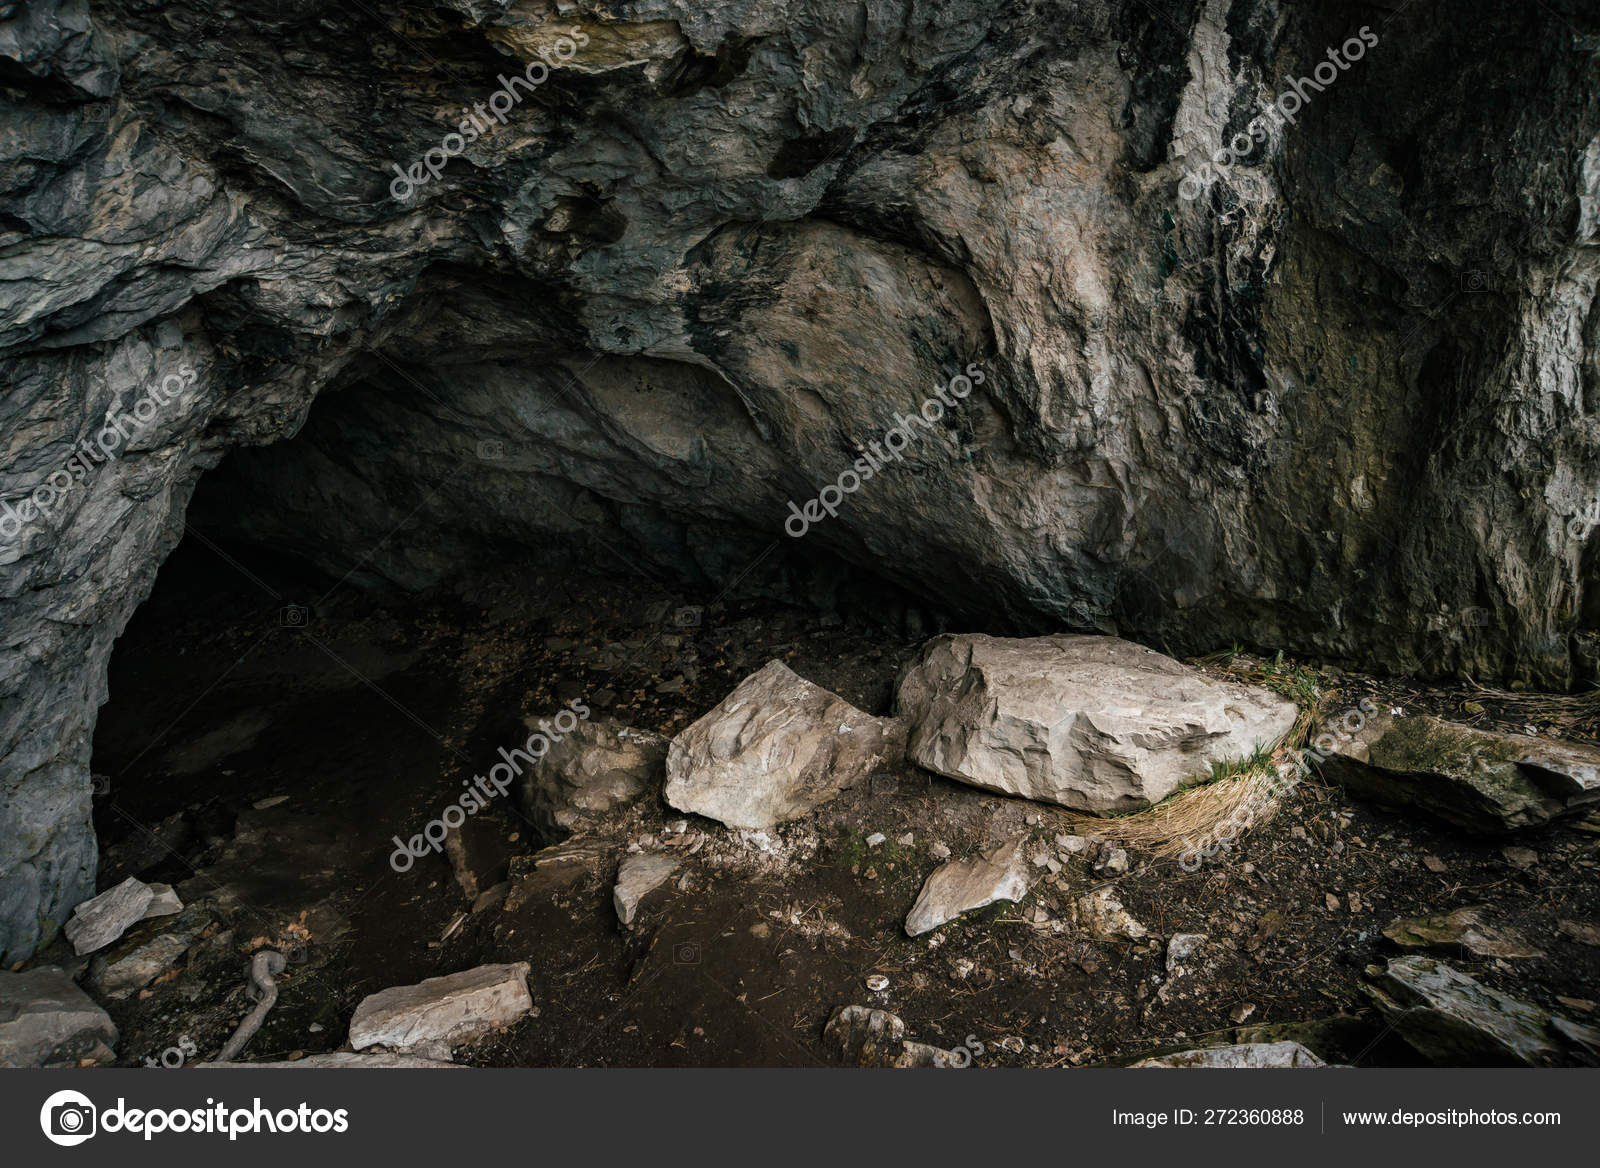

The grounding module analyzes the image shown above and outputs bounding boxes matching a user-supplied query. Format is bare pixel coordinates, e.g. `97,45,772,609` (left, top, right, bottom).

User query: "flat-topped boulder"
1319,713,1600,834
895,634,1298,813
665,660,900,830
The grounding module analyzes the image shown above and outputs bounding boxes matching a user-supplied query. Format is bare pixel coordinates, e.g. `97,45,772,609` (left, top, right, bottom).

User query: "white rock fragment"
905,839,1031,936
348,963,532,1055
63,877,155,956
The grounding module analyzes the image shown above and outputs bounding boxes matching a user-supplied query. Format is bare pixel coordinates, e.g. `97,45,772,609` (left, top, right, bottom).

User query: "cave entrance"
82,370,932,1064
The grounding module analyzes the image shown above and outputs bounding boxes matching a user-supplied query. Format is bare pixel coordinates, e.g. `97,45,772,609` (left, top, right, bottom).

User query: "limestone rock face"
1321,714,1600,834
896,635,1298,813
3,0,1597,960
664,661,898,830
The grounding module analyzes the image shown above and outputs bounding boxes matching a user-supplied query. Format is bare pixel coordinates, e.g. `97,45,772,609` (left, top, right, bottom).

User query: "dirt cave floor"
52,539,1600,1068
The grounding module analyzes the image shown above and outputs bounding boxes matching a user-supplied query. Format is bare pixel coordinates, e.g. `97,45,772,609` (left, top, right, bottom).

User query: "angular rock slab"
1130,1041,1324,1068
1381,907,1543,960
895,634,1298,814
905,839,1031,936
613,854,679,926
519,718,666,834
665,660,900,830
1363,955,1600,1066
1320,713,1600,834
349,962,532,1055
63,875,155,955
0,966,119,1068
87,932,194,1000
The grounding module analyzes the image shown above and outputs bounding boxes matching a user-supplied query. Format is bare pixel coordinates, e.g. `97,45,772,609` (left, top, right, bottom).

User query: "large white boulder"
895,634,1298,813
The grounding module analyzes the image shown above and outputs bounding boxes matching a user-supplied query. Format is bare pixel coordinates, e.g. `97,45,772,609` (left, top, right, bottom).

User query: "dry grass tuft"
1056,655,1324,859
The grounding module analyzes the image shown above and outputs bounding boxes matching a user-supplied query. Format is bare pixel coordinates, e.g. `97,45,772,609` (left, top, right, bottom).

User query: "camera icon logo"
672,606,703,629
476,439,506,461
40,1089,97,1146
672,942,701,965
278,603,311,628
1461,269,1488,292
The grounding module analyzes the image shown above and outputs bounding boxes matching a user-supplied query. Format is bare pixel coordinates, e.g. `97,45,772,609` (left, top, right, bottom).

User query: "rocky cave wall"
2,0,1598,963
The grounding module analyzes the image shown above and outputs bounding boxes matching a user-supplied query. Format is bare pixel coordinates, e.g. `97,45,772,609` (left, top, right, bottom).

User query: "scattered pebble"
866,833,886,848
865,974,889,992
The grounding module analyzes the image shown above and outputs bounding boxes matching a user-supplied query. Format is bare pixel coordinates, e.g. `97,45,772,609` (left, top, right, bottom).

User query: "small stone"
865,974,889,992
1075,887,1148,941
1229,1002,1257,1024
1422,855,1447,873
1556,997,1595,1013
1325,892,1341,911
613,854,679,926
1348,891,1363,913
866,833,886,847
1055,834,1091,854
897,833,914,847
1094,846,1130,876
252,795,289,810
929,843,951,860
1166,933,1208,973
1501,846,1538,869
